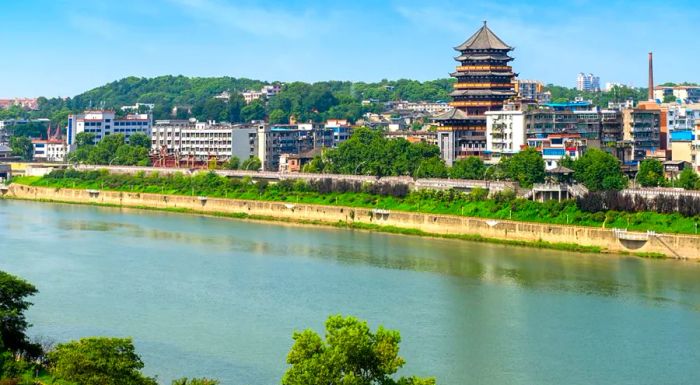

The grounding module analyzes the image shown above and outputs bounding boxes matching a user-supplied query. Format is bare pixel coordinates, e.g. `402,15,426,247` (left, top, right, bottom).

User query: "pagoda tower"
434,21,516,165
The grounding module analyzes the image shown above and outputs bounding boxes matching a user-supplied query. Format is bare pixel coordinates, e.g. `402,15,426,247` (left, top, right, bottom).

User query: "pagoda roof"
450,90,516,97
455,54,513,61
432,109,486,121
454,21,513,51
450,71,515,77
546,165,574,174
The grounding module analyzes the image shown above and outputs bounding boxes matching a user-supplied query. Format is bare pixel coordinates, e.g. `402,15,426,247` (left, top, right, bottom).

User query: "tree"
228,94,246,123
637,159,665,187
48,337,157,385
449,156,486,180
571,148,626,191
128,133,151,149
75,132,96,148
502,148,545,187
0,271,39,357
414,157,448,178
677,167,699,190
268,109,288,124
9,136,33,161
241,100,266,122
282,315,434,385
172,379,220,385
224,156,240,170
663,94,677,103
241,157,262,171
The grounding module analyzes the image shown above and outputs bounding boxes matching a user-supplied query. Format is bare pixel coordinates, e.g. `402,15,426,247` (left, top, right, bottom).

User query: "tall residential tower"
434,21,516,165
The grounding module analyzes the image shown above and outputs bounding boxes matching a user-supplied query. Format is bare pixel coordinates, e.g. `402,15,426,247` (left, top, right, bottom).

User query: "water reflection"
23,201,700,311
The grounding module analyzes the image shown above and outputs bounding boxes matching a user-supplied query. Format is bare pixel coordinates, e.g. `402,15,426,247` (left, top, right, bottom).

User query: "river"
1,200,699,385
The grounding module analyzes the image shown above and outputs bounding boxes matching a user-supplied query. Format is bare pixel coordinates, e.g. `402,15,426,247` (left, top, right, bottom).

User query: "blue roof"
544,101,591,108
671,130,694,141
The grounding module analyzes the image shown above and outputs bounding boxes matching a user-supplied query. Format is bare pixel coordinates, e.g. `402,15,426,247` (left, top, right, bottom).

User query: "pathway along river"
2,200,700,385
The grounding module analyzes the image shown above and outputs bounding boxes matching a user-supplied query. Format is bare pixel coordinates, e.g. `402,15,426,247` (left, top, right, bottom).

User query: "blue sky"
2,0,698,97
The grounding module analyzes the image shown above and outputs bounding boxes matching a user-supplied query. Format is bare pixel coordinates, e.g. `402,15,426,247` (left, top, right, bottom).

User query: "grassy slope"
12,175,700,236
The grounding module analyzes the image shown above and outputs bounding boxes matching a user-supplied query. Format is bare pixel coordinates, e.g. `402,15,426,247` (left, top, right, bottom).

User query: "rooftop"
454,21,512,51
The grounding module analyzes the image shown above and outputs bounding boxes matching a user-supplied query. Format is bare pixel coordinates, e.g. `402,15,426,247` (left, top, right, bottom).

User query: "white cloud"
166,0,324,39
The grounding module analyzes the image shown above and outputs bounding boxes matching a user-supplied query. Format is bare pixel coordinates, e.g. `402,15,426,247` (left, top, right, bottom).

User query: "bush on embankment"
12,169,700,235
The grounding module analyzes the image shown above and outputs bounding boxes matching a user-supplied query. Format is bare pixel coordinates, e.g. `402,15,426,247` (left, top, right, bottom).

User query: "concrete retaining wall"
6,184,700,260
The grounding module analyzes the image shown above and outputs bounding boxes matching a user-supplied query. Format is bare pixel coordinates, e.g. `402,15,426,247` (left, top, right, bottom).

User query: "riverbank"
5,184,700,259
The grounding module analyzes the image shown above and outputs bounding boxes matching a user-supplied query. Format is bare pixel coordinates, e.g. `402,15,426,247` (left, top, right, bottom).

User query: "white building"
485,110,527,162
68,111,152,149
576,73,600,92
392,101,453,115
120,103,154,112
32,140,67,162
151,120,258,162
242,84,282,104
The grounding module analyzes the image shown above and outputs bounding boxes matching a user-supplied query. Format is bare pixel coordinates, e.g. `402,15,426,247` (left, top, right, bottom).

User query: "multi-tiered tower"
435,21,516,165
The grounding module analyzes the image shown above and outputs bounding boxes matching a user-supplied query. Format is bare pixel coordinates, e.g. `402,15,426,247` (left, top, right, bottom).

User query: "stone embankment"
5,184,700,260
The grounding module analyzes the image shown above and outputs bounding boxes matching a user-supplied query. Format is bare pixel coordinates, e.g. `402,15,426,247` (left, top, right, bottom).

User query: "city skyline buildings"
1,0,699,98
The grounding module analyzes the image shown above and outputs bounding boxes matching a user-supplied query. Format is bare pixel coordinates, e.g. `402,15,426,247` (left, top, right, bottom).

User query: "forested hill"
11,76,455,126
2,75,652,127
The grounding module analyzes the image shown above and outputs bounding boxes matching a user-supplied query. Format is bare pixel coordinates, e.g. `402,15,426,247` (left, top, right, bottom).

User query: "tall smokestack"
648,52,654,101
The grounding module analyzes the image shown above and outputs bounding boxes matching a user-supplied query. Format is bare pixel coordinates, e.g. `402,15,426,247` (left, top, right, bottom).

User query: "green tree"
571,148,627,191
241,100,266,122
48,337,157,385
75,132,97,148
663,94,677,103
282,315,434,385
677,167,699,190
449,156,486,179
9,136,33,161
637,159,665,187
171,378,220,385
128,133,151,149
226,94,245,123
502,148,545,187
241,157,262,171
224,156,240,170
268,109,288,124
0,271,40,357
414,157,448,178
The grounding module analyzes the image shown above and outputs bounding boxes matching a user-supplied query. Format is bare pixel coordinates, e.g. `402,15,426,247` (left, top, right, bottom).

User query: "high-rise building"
576,73,600,92
434,21,516,165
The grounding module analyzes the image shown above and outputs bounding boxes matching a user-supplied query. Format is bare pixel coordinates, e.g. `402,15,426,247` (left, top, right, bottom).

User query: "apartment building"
257,123,334,171
151,120,259,162
67,111,152,149
622,108,662,161
576,73,600,92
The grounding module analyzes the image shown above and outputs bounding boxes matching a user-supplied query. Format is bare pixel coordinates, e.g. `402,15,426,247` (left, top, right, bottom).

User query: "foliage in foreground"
48,338,157,385
67,133,151,166
283,315,434,385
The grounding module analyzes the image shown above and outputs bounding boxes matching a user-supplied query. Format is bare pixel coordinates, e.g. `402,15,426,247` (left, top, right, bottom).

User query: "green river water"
1,200,699,385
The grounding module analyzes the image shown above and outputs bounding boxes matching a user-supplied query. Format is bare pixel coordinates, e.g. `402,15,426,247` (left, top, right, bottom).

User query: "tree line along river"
1,199,699,385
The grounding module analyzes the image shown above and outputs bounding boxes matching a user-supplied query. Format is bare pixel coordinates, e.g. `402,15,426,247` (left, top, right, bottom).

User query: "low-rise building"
0,98,39,110
654,86,700,103
32,139,67,162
